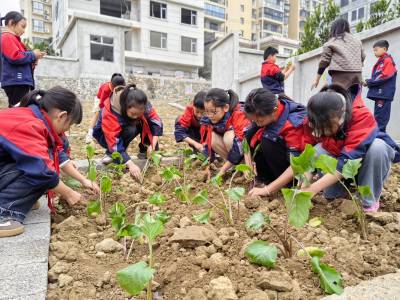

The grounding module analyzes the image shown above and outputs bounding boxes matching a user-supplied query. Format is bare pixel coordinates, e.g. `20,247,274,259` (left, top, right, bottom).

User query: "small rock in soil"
257,271,294,292
95,215,107,226
195,246,209,257
57,216,81,231
95,251,106,258
366,212,399,225
212,237,223,248
339,200,357,218
58,274,74,288
179,216,192,228
184,288,207,300
64,247,78,262
163,262,178,284
244,196,261,209
240,289,271,300
268,199,281,211
169,225,216,248
207,276,238,300
368,222,387,236
50,241,75,259
95,238,124,253
209,253,229,275
51,261,70,274
88,233,98,239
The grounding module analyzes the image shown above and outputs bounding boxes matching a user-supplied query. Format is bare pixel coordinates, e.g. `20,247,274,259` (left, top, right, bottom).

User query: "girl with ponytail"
0,86,97,238
244,88,307,196
200,88,251,177
1,11,46,107
93,83,163,181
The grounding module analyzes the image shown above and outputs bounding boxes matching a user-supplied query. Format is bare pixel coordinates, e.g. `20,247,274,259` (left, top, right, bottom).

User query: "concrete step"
0,197,50,300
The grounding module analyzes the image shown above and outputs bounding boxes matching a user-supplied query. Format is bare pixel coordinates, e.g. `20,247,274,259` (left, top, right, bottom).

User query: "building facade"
20,0,53,45
336,0,376,31
53,0,204,79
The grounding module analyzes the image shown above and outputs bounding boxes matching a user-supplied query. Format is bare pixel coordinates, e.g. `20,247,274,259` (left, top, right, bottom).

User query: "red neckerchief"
250,101,285,148
139,115,153,146
41,109,64,213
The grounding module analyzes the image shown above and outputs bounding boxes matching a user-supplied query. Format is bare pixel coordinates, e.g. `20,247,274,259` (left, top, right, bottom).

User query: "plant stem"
336,176,368,239
290,235,312,260
126,239,135,261
267,224,291,258
218,188,233,225
147,240,154,300
125,202,150,212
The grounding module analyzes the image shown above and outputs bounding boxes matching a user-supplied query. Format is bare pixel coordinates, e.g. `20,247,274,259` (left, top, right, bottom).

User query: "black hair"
329,18,350,39
373,40,389,50
244,88,277,116
193,90,207,109
307,84,352,137
119,83,148,120
20,86,82,125
111,74,125,88
263,47,279,60
0,11,25,27
205,88,239,113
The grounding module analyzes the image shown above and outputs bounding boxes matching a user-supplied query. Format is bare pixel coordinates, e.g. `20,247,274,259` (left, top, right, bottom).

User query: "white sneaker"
101,155,113,165
85,129,94,144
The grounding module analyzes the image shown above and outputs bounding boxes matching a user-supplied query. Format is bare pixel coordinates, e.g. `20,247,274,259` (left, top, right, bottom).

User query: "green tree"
356,0,400,32
298,0,340,54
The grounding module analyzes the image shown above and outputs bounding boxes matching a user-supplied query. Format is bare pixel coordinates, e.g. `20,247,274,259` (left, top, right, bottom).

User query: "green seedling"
86,144,100,217
141,151,163,184
116,213,166,300
106,151,125,178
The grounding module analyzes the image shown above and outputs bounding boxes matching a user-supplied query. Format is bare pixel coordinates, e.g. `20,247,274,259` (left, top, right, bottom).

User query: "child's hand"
362,80,368,87
248,186,270,197
194,142,204,153
65,190,84,206
82,178,100,193
311,77,320,90
128,163,142,181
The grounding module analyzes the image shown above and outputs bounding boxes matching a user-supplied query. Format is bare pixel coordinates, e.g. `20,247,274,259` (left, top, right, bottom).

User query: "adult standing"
311,18,365,91
0,11,45,107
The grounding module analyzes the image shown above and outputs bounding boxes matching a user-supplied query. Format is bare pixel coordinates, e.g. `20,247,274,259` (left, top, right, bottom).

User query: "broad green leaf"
342,158,362,180
290,144,316,176
316,154,338,175
100,175,112,193
116,261,154,296
235,164,252,173
88,164,97,181
182,148,194,156
117,224,143,239
160,166,182,182
196,152,207,162
211,175,223,187
86,144,95,160
193,210,212,224
141,216,164,241
174,186,191,203
87,200,101,217
358,185,372,198
148,192,166,205
310,256,344,295
225,187,246,202
245,240,277,268
201,157,210,167
192,189,208,205
111,151,123,163
308,216,323,227
111,215,125,231
184,156,195,169
155,211,170,224
151,152,162,167
242,139,250,154
282,188,313,228
297,246,325,258
65,177,82,189
109,202,126,219
246,212,270,230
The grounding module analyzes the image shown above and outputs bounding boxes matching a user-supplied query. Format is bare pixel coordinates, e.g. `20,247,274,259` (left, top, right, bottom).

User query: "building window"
240,4,245,12
90,35,114,62
205,3,225,19
340,0,349,7
150,1,167,19
101,0,131,18
240,17,244,24
283,48,293,55
351,10,357,21
181,8,197,25
263,22,282,33
55,1,59,20
181,36,197,53
150,31,167,49
32,1,44,14
358,7,364,19
33,19,44,32
263,8,284,22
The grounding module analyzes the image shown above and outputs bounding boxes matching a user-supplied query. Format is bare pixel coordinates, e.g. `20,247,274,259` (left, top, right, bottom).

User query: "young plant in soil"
87,172,112,219
141,151,162,184
114,201,168,300
315,155,370,239
245,211,344,295
192,164,250,225
242,139,260,188
107,151,126,178
86,144,100,217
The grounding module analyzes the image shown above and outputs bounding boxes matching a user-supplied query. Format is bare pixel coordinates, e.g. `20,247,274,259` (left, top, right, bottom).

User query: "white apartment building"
52,0,204,78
